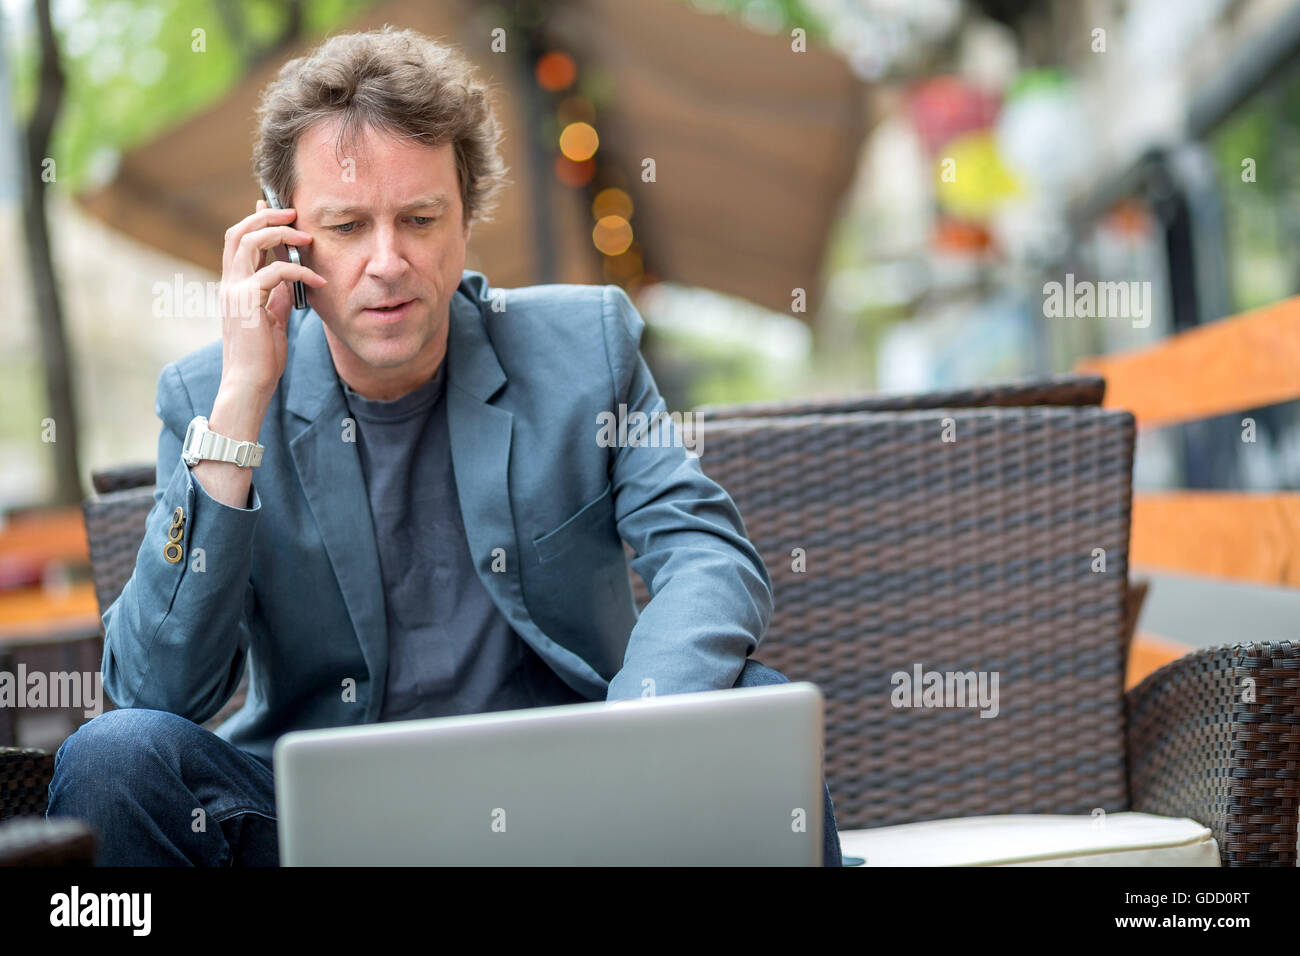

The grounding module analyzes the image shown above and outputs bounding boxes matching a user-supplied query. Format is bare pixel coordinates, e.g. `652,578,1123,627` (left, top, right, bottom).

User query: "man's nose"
365,226,409,281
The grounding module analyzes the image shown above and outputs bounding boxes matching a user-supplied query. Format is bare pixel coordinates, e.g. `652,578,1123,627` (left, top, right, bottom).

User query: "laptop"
274,681,824,866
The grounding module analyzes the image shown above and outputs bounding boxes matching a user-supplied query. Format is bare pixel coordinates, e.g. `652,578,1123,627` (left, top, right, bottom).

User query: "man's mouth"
363,299,415,320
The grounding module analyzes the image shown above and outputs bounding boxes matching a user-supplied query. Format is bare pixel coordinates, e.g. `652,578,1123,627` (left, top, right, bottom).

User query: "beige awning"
76,0,868,316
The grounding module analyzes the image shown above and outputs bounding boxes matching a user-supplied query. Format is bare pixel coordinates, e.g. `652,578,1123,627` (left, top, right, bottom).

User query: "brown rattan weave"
82,485,157,619
1127,639,1299,866
647,406,1135,832
0,749,56,821
89,463,156,496
695,373,1105,421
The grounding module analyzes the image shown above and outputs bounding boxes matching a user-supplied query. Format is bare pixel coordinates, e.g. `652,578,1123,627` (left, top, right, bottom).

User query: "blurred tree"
19,0,80,505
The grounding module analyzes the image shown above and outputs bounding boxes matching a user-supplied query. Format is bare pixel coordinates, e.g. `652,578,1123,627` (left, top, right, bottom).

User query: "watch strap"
193,425,264,467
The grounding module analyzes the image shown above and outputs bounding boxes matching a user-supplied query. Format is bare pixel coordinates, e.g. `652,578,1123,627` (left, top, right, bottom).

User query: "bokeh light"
593,215,634,256
559,122,599,162
592,187,633,221
535,51,577,92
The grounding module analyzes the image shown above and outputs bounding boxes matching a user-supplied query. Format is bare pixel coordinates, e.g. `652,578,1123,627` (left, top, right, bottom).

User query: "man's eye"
330,222,358,235
412,216,437,226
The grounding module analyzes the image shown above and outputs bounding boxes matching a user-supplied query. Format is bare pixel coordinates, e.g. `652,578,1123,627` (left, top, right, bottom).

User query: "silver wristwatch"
182,415,264,468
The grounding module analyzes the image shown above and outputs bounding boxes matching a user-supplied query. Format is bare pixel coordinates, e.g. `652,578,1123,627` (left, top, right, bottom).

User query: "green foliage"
10,0,376,192
1209,73,1300,313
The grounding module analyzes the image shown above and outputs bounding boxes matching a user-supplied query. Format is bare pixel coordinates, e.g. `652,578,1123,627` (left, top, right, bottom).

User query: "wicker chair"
662,406,1295,865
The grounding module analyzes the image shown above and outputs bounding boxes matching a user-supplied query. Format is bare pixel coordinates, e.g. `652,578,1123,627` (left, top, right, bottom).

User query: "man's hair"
252,26,509,228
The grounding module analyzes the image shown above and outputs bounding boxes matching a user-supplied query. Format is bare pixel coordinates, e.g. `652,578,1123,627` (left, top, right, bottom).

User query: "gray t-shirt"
342,359,586,722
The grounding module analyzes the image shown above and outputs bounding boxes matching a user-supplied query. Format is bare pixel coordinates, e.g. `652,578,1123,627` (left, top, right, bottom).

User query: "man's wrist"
209,386,271,443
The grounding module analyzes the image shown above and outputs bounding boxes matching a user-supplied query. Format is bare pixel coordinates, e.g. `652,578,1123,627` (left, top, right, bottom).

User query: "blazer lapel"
447,273,607,697
283,311,389,722
443,282,534,649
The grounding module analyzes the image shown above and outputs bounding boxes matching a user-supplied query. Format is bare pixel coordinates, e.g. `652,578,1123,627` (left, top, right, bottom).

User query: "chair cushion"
839,812,1220,866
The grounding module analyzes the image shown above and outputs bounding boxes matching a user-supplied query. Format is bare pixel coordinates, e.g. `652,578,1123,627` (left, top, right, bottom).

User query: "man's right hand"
191,199,327,509
219,198,326,400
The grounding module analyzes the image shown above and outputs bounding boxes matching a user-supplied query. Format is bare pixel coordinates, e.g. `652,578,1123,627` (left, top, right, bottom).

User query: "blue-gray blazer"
101,270,774,763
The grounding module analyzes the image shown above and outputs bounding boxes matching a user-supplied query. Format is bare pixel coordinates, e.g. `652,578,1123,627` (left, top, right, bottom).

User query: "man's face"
291,116,470,397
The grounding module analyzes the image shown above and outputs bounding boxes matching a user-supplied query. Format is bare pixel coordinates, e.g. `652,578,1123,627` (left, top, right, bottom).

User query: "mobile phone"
260,183,309,310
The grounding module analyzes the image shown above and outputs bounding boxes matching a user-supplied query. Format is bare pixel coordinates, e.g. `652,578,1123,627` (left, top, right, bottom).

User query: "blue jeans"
46,659,843,865
46,707,278,866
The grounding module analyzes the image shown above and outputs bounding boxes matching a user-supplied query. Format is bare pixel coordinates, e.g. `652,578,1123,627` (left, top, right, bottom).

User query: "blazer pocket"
533,484,615,564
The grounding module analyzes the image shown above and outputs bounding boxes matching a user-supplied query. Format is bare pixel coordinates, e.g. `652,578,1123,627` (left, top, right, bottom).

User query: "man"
46,26,842,865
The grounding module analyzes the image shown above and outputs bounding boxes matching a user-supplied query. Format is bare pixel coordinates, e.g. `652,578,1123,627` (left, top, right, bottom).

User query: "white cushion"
839,812,1220,866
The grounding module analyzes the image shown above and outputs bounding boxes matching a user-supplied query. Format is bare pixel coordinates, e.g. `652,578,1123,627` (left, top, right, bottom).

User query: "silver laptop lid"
275,681,824,866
